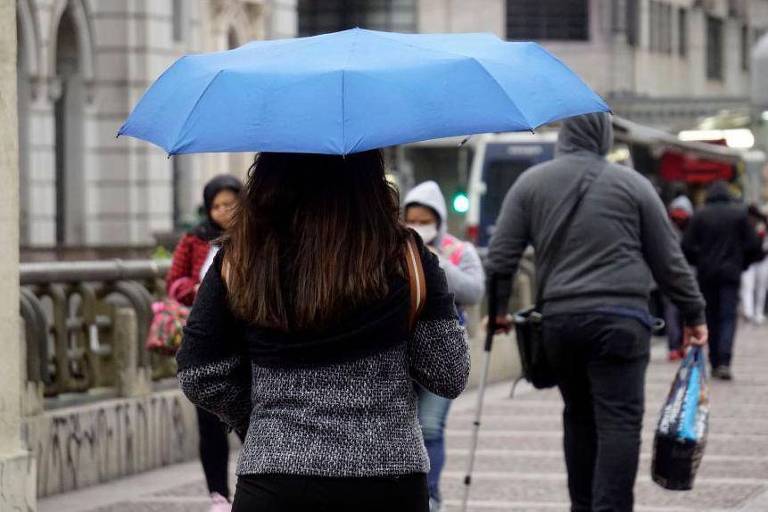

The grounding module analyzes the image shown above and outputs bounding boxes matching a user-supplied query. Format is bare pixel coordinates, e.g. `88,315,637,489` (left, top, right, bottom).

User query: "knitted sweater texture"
176,242,470,477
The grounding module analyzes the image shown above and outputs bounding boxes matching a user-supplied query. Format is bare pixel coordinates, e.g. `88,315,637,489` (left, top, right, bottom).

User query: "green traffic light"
452,192,469,214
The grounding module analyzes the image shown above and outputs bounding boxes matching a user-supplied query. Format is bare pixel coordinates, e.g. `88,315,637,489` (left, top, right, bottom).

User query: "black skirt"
231,472,429,512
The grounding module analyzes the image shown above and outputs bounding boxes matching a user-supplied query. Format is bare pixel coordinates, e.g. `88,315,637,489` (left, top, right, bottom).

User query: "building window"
626,0,639,47
678,8,688,57
613,0,639,47
706,15,724,81
298,0,417,36
506,0,589,41
742,24,750,71
172,0,184,42
649,1,658,52
649,1,673,54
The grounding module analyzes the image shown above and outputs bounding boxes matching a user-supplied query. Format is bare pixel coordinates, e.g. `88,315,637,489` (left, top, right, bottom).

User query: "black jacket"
682,182,763,285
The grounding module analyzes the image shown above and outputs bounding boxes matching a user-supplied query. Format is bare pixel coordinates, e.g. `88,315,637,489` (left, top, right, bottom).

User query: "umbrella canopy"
118,28,609,155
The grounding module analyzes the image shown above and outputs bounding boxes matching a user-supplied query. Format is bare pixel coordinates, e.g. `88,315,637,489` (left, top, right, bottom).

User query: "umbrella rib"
343,29,365,155
170,69,225,154
465,56,532,129
362,31,533,128
362,30,523,72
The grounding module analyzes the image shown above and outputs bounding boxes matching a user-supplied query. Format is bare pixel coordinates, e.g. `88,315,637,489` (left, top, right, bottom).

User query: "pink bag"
145,299,190,355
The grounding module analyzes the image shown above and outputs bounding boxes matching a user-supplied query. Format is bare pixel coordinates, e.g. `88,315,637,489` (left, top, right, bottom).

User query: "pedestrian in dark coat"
683,180,764,380
487,113,707,512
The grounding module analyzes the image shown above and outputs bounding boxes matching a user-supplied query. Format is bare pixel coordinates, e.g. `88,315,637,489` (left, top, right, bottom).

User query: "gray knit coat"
177,242,470,477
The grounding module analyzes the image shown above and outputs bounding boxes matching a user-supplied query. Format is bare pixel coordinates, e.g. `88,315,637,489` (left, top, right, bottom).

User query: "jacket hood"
556,112,613,157
706,181,733,204
669,195,694,215
404,181,448,241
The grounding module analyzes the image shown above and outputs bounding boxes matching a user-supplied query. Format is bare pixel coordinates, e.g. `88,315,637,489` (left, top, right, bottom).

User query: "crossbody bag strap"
535,163,606,308
405,235,427,331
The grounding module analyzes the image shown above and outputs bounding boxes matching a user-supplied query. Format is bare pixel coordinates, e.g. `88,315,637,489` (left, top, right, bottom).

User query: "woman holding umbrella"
176,151,470,511
166,174,242,511
120,28,611,511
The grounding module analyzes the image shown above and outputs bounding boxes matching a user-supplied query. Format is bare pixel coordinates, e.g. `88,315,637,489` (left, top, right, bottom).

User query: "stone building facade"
420,0,768,127
300,0,768,126
18,0,768,248
17,0,297,249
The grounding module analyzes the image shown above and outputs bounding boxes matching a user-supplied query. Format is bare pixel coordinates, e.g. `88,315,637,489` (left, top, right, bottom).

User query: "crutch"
460,275,498,512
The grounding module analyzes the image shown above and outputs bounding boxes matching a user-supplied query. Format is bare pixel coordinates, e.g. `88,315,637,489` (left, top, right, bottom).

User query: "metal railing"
20,259,172,402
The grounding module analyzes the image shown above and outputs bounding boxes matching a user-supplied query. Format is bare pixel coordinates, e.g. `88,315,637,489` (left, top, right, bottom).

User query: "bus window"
478,159,531,246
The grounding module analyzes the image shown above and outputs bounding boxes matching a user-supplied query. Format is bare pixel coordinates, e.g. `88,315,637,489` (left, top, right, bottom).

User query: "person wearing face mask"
404,180,485,512
167,174,243,512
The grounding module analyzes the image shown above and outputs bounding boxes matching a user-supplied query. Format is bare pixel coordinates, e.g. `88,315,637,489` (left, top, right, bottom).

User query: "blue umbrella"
118,29,609,155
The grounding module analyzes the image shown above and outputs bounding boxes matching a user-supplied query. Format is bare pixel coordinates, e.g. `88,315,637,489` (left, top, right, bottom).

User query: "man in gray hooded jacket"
487,113,707,512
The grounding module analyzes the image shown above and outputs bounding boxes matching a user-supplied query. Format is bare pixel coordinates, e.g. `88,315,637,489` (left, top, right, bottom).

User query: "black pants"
196,406,231,498
231,473,429,512
542,313,650,512
700,281,739,369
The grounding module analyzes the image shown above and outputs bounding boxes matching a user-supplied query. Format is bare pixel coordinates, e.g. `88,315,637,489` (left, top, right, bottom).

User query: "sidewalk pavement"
40,324,768,512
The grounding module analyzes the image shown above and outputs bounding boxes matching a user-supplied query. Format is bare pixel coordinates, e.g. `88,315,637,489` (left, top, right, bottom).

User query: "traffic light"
452,190,469,214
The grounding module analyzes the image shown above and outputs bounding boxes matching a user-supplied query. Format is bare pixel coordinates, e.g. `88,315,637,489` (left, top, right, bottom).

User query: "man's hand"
482,314,513,334
683,324,708,347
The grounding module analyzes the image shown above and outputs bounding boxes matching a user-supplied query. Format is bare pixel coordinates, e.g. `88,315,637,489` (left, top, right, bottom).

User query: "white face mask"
408,223,438,244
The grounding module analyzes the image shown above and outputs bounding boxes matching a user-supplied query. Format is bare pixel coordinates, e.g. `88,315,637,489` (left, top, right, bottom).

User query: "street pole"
0,0,35,509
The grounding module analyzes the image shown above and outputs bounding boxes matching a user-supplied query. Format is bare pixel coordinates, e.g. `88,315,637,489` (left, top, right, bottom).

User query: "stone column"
0,1,36,509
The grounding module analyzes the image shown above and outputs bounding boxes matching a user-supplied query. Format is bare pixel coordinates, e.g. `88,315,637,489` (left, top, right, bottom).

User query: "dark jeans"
416,384,452,503
700,281,740,369
232,473,429,512
542,313,651,512
196,406,231,498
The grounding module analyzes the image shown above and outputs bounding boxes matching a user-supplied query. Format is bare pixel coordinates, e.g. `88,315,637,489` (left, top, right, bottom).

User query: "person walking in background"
487,113,707,512
683,181,763,380
176,151,470,512
404,181,485,512
741,204,768,325
665,193,695,362
166,174,243,512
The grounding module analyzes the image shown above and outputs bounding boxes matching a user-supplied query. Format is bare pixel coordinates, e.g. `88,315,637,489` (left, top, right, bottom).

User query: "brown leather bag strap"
405,235,426,331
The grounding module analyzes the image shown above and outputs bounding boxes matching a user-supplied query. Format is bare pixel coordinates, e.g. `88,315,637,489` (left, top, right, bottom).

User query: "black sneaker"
714,366,733,380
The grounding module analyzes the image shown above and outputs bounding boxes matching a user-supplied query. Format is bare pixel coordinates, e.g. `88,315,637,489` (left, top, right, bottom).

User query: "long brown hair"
222,150,408,331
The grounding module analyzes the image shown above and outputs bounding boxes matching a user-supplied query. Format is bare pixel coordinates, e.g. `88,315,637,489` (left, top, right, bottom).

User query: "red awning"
659,149,734,184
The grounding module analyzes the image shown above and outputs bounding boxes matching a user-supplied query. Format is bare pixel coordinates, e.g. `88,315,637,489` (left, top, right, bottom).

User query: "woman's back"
178,239,469,477
175,150,470,510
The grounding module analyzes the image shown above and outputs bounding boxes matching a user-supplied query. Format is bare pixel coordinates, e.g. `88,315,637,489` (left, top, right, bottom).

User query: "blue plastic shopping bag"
652,346,709,490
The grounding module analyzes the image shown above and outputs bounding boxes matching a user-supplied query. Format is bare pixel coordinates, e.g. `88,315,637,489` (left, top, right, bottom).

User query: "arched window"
54,6,85,245
17,18,31,245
